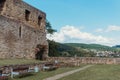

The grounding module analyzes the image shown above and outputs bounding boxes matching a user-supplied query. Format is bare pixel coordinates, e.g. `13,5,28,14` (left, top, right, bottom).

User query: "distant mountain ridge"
113,45,120,48
64,43,116,51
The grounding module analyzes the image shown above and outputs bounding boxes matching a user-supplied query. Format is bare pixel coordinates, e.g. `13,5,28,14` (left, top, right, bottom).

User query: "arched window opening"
38,16,42,26
0,0,6,12
25,10,30,21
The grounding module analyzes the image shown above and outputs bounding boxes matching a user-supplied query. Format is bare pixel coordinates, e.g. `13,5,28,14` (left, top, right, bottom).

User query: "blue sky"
23,0,120,46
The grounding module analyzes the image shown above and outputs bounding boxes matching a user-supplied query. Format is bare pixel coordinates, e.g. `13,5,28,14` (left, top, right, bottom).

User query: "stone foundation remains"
47,57,120,66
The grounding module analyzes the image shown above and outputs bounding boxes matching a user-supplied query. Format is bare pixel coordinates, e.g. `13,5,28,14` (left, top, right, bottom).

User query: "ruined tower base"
0,0,48,60
0,16,48,59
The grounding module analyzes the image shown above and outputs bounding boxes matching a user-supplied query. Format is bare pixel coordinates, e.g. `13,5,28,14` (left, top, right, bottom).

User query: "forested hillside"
48,41,120,57
65,43,116,51
48,41,95,57
113,45,120,51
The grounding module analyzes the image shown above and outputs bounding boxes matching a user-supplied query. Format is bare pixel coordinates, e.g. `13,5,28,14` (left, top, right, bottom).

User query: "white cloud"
95,28,103,33
106,25,120,32
47,25,116,46
95,25,120,33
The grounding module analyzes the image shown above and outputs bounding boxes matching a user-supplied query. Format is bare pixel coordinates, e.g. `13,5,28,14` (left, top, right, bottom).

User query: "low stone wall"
0,63,45,74
47,57,120,66
1,57,120,74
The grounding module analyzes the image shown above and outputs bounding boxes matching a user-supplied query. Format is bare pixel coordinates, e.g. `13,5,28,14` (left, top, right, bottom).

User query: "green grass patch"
59,64,120,80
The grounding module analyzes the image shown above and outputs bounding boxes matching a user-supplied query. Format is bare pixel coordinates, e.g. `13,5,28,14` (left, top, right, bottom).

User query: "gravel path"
43,65,93,80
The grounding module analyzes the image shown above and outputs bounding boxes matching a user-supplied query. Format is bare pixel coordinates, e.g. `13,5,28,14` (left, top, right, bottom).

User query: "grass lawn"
0,59,44,66
10,65,86,80
59,64,120,80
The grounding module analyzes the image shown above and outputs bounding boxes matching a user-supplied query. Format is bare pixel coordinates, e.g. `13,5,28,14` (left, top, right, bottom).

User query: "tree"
61,52,70,57
46,20,56,34
46,20,59,57
48,40,60,57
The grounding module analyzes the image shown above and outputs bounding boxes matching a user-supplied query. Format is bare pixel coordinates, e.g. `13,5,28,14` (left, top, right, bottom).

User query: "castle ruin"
0,0,48,60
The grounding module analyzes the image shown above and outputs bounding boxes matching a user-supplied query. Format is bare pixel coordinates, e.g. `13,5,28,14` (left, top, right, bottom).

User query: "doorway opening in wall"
25,10,30,21
0,0,6,12
35,44,45,60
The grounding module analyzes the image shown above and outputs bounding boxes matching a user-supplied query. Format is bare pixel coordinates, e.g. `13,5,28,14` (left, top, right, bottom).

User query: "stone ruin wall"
0,16,48,59
1,0,46,32
0,0,48,59
1,57,120,74
47,57,120,66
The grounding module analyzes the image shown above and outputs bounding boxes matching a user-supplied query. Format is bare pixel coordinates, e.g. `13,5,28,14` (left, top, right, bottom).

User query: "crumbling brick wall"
0,0,48,59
